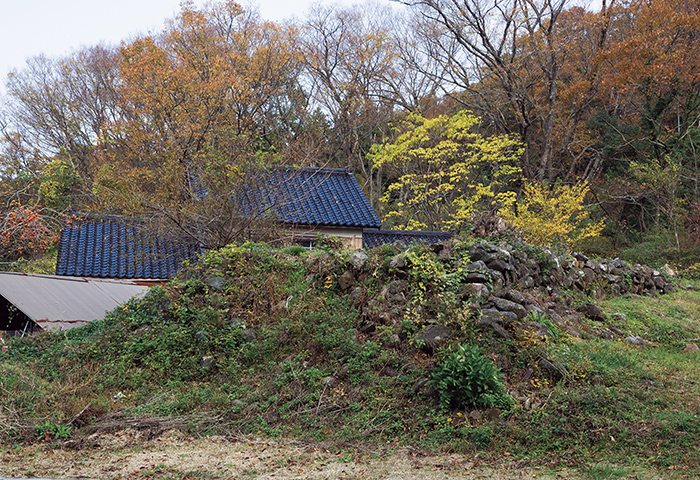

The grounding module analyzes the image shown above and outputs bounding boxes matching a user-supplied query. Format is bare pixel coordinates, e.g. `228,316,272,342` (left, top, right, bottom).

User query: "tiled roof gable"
264,167,381,228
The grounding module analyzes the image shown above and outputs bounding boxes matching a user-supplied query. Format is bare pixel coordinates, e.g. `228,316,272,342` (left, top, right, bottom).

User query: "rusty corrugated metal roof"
0,272,149,332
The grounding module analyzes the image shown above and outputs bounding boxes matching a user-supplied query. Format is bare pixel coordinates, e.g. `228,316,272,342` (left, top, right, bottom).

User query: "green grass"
581,463,633,479
1,240,699,478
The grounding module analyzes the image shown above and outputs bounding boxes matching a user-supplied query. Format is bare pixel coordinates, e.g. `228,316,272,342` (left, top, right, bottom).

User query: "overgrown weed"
1,240,699,477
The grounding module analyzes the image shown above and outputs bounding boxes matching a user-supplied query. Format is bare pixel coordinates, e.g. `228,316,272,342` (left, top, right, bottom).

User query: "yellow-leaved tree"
499,181,604,250
369,110,523,231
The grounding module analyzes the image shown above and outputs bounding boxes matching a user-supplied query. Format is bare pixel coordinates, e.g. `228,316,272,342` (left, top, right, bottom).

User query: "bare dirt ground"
0,429,591,480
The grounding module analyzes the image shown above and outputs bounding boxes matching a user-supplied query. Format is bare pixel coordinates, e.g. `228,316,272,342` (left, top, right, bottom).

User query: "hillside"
1,236,700,478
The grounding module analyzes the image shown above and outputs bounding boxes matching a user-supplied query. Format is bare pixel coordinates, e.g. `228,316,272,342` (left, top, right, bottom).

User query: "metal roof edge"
0,271,156,285
0,271,89,283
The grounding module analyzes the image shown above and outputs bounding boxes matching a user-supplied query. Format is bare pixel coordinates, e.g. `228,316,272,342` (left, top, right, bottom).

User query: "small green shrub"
678,262,700,280
34,421,72,440
469,425,492,447
282,245,308,256
431,344,512,411
617,229,700,269
314,234,344,252
528,311,561,341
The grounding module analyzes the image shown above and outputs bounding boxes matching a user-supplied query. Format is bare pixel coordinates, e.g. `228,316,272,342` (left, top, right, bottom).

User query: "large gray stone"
338,270,355,290
466,260,489,272
626,335,646,346
388,279,407,295
321,376,336,387
195,330,208,343
469,244,493,263
201,356,214,369
481,308,519,325
242,328,257,343
477,317,512,339
577,302,606,322
477,309,517,339
465,271,491,284
416,324,452,352
388,254,406,269
487,258,512,273
491,296,527,320
349,251,369,269
206,276,224,290
504,289,527,306
463,283,489,301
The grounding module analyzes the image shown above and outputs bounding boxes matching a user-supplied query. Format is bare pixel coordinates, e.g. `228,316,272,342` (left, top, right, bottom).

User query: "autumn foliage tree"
586,0,700,245
599,0,700,161
93,1,305,248
499,181,604,250
370,110,523,231
0,202,56,261
3,0,700,263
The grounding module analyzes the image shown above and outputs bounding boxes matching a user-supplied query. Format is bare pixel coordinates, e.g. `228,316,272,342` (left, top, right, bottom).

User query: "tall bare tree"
299,2,413,210
3,46,122,182
400,0,576,180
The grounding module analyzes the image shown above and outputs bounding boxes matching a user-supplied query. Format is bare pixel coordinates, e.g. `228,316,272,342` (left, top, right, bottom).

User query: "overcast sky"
0,0,403,96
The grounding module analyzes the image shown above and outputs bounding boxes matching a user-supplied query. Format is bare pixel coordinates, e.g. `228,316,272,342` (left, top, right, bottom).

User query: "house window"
297,239,316,250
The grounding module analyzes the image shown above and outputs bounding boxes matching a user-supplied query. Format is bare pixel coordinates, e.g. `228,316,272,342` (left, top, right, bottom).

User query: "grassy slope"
1,240,699,478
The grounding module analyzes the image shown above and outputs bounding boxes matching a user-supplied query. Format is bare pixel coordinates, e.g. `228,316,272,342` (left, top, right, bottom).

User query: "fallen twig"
66,403,92,426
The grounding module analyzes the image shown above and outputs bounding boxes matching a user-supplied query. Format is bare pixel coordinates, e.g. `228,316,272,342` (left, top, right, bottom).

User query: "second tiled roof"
56,216,201,279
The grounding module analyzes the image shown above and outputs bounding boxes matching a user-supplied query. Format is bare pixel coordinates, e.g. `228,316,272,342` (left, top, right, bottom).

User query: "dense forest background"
0,0,699,271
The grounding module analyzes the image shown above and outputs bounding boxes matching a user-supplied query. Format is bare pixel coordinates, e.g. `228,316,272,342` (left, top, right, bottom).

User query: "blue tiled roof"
56,167,380,278
56,216,202,279
260,167,381,228
196,166,380,228
362,229,452,249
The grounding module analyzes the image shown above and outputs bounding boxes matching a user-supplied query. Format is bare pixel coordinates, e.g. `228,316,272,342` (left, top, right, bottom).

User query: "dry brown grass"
0,429,592,480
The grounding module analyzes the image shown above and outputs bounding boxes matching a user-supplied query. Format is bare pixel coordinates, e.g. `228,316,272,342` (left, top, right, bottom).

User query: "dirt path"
0,429,586,480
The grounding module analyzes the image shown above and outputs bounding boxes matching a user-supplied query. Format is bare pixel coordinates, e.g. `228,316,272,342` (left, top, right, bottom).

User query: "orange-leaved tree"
93,1,304,248
0,202,57,261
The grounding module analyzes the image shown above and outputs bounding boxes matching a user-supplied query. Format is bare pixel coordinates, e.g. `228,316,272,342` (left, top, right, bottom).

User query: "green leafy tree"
628,156,684,253
38,160,83,212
